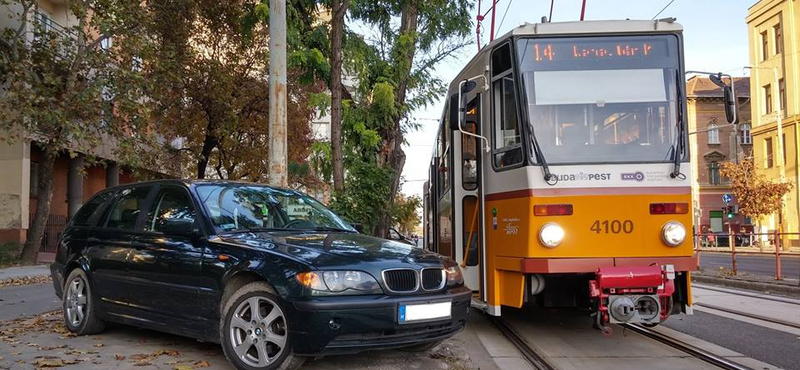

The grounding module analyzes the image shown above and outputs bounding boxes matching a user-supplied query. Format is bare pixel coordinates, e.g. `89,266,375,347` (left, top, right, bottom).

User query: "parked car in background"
50,180,470,370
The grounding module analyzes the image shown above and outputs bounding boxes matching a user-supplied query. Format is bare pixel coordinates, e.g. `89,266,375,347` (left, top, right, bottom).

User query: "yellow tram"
422,19,738,332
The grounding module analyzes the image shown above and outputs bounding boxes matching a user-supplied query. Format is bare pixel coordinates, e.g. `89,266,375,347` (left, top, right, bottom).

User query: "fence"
28,213,68,254
694,231,800,281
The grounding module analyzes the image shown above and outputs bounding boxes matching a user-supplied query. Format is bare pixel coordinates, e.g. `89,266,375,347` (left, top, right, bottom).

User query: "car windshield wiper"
304,227,357,233
529,123,557,185
670,72,686,179
219,227,294,234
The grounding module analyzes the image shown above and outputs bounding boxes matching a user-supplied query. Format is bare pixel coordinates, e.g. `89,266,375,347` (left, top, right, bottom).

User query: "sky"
400,0,755,200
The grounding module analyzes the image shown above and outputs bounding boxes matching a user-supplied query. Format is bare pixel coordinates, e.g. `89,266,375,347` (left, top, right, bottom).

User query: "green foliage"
329,161,392,232
0,242,21,267
392,193,422,235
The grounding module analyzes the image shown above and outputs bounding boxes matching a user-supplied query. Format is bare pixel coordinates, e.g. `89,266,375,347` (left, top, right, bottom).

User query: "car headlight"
539,223,564,248
661,221,686,247
296,270,382,293
445,265,464,287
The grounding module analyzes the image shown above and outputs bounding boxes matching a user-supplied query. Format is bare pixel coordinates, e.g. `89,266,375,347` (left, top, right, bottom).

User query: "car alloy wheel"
65,276,88,327
228,296,288,368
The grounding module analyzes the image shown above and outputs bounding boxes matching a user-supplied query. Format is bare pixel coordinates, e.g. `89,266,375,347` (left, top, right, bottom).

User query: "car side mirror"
162,218,195,237
350,222,364,233
723,85,738,124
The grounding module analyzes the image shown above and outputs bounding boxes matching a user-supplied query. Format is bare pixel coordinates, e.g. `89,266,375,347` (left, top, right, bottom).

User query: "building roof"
686,76,750,98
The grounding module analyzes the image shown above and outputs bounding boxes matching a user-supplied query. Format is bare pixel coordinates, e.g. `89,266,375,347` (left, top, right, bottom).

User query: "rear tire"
399,339,444,352
220,282,305,370
62,268,106,335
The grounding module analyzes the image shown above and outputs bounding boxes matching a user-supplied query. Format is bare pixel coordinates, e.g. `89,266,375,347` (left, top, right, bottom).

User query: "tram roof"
448,19,684,93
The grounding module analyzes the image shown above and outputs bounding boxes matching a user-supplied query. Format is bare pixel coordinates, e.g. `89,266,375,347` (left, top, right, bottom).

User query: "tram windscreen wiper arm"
670,72,685,179
529,125,556,185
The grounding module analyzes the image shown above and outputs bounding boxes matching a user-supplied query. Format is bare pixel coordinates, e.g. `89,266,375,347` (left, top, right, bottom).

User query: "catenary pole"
268,0,288,187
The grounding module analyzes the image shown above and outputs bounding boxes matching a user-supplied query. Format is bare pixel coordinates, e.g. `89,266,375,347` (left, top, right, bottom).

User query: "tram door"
452,95,483,293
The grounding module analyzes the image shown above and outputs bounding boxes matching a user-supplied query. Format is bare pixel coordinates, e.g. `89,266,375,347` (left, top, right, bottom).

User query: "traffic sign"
722,194,733,204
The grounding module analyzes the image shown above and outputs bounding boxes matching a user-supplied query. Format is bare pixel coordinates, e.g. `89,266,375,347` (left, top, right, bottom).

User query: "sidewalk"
0,265,50,281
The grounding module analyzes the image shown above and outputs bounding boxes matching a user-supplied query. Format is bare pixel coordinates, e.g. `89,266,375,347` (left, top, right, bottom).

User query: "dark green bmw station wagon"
50,180,470,370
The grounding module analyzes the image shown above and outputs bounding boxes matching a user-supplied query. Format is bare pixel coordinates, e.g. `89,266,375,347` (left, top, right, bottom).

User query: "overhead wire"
652,0,677,20
496,0,514,33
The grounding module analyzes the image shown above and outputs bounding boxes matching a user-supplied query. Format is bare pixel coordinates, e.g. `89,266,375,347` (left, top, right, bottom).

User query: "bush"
0,242,21,266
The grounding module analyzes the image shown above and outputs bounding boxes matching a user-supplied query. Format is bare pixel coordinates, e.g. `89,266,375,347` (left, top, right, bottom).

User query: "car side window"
105,186,151,229
145,186,196,233
71,191,113,226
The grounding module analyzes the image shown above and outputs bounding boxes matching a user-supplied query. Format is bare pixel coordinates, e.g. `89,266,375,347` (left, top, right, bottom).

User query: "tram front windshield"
516,35,682,164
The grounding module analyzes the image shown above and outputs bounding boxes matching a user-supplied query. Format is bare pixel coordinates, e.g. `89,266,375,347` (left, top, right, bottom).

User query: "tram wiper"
529,125,557,185
670,72,686,179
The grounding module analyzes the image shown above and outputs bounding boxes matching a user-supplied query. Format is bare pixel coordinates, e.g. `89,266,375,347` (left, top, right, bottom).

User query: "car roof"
101,179,299,195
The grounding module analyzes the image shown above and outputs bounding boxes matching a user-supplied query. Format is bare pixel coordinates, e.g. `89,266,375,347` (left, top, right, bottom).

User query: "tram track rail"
693,302,800,330
692,283,800,306
621,324,754,370
490,316,557,370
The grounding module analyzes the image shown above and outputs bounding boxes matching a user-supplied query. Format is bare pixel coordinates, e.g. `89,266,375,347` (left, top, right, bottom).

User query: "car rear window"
71,192,113,227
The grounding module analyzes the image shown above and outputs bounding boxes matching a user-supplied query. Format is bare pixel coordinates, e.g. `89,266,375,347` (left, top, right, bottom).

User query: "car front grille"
326,321,464,350
421,268,445,291
382,269,418,293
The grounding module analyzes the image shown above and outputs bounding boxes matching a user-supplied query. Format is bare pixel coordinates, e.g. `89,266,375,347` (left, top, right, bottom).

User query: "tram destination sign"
531,38,670,63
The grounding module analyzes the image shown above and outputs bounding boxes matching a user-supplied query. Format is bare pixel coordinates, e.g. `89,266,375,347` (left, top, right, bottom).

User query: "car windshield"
516,35,682,164
195,184,355,233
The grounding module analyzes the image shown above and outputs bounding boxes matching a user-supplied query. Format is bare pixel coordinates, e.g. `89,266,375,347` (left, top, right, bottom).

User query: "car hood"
214,231,446,268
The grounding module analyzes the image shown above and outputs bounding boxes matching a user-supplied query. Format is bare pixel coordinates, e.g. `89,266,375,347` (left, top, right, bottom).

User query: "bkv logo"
621,172,645,181
504,222,519,235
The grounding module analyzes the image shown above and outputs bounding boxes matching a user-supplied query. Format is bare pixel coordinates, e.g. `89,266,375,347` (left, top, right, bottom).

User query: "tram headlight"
539,223,565,248
661,221,686,247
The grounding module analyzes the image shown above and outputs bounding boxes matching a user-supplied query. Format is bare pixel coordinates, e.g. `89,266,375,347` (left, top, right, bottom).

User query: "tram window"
492,44,512,77
462,97,480,190
492,76,523,168
438,121,451,198
462,196,480,267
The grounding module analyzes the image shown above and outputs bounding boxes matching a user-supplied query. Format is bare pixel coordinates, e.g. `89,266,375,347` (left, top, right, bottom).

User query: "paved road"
0,283,60,321
699,251,800,280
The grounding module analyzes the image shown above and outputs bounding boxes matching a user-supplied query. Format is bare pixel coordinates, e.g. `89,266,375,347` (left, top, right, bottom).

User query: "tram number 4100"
590,220,634,234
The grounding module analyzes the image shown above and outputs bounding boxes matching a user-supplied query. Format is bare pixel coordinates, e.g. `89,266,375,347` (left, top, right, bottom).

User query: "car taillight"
650,203,689,214
534,204,573,216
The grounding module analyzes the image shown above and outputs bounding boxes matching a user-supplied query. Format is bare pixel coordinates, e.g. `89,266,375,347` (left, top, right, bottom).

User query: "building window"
708,161,721,185
779,78,786,113
764,84,772,114
765,137,774,168
774,23,782,55
707,123,720,144
100,37,113,51
739,123,752,145
761,31,769,61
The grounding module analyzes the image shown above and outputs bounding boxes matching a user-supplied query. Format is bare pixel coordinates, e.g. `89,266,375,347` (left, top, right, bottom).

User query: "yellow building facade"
747,0,800,247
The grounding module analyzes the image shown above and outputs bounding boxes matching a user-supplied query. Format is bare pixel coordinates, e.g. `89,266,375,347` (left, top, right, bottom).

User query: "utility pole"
268,0,288,187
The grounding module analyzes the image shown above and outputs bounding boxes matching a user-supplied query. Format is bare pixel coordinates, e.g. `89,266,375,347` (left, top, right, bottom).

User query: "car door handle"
87,237,100,242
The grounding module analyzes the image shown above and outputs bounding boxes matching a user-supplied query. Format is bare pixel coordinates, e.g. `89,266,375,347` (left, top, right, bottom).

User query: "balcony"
32,10,77,42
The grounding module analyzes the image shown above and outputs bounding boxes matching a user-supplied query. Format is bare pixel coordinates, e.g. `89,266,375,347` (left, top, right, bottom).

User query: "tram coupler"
589,265,675,334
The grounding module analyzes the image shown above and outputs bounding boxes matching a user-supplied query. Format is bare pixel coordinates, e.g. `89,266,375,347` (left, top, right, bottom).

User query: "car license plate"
398,301,451,324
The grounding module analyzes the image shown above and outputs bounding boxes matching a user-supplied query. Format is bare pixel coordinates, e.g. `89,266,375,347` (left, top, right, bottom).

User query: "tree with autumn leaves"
720,157,794,234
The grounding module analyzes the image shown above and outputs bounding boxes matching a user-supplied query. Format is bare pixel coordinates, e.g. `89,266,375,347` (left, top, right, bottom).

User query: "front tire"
62,268,106,335
220,282,305,370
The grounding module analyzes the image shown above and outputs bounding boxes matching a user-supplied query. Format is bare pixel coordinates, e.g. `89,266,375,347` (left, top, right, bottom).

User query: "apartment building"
686,76,753,235
747,0,800,246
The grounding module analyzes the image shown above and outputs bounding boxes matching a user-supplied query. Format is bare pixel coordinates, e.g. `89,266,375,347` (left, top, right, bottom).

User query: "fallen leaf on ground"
93,343,104,347
195,360,210,367
34,358,64,367
114,354,125,360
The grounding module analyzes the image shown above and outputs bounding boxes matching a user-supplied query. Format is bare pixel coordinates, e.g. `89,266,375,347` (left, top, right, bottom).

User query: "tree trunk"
197,132,218,179
373,0,418,238
330,0,349,193
20,149,56,262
